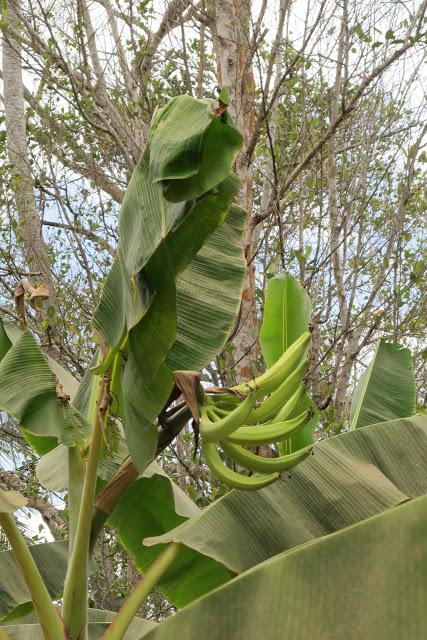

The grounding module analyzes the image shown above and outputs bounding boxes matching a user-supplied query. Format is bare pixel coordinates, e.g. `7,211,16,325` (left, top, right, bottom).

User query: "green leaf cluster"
93,95,245,471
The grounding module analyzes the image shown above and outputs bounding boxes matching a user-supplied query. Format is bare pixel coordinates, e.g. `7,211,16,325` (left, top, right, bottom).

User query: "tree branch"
0,470,65,539
254,2,427,225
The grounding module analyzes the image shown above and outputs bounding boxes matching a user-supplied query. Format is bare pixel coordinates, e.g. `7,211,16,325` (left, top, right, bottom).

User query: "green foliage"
142,416,427,583
260,273,312,368
93,95,246,472
259,273,318,452
2,609,156,639
149,95,242,202
0,488,26,515
109,472,231,608
0,542,68,622
0,321,89,449
142,491,427,640
0,93,425,640
350,339,416,429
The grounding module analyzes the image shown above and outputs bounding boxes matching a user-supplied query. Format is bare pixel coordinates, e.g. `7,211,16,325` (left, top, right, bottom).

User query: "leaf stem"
100,542,182,640
0,513,65,640
62,373,107,639
67,446,84,553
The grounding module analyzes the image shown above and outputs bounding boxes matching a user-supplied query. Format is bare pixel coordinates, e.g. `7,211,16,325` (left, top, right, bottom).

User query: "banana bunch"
200,331,314,491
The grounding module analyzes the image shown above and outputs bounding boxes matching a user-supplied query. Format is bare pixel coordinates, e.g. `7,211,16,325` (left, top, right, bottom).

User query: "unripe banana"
208,406,231,418
226,409,309,446
220,440,312,473
271,382,305,422
231,331,311,397
199,391,256,443
244,358,309,424
208,392,240,405
202,440,279,490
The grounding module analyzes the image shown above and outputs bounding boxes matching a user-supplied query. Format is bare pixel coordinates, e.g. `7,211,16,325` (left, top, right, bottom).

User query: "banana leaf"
114,198,246,472
350,338,416,429
91,96,246,472
141,492,427,640
259,272,312,368
2,322,79,402
0,488,26,514
144,416,427,578
0,542,68,622
1,608,156,639
259,273,316,451
0,319,12,360
108,468,231,608
166,204,246,370
149,95,242,202
35,438,230,608
0,322,89,449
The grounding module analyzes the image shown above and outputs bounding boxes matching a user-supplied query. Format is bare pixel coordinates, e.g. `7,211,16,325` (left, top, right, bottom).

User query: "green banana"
244,358,309,424
271,382,306,422
231,331,311,397
220,440,312,473
226,409,310,446
199,391,256,443
208,406,231,418
207,392,240,405
202,440,279,490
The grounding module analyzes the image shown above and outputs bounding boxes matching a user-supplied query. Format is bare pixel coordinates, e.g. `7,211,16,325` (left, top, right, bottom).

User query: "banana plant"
0,92,424,640
0,94,248,640
0,96,318,638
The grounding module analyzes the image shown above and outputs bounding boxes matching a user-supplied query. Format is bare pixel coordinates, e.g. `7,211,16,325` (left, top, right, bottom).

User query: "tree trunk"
210,0,259,381
2,1,56,308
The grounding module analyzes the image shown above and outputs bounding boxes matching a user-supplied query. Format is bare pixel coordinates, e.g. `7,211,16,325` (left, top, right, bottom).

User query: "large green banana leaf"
149,95,242,202
350,338,416,429
259,273,316,451
90,96,246,472
113,206,248,456
35,441,127,491
94,156,239,361
166,204,246,370
259,272,312,368
141,492,427,640
93,96,242,357
1,323,79,402
0,542,68,622
1,608,156,639
0,321,89,450
144,416,427,578
0,320,12,360
112,198,247,472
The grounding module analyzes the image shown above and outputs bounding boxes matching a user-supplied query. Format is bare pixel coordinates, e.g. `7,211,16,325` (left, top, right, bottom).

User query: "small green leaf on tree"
218,87,230,105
